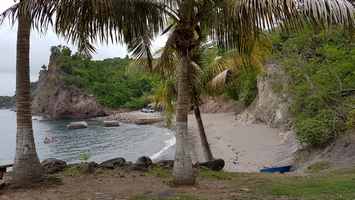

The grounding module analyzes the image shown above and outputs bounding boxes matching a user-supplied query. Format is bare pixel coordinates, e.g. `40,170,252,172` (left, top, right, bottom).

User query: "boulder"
67,121,88,129
198,159,225,171
100,158,126,169
132,156,153,171
103,120,120,127
41,158,67,174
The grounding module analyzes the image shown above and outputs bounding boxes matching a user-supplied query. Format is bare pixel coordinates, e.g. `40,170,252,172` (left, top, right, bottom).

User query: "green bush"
272,28,355,146
52,46,158,109
225,69,258,106
123,96,149,109
295,110,338,146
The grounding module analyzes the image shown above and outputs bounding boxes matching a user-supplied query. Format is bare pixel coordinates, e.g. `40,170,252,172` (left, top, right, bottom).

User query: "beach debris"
67,121,88,129
103,120,120,127
41,158,67,174
100,158,126,169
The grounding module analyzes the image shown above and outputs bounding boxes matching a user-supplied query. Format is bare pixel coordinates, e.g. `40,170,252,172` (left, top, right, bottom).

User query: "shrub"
225,69,258,106
295,110,337,147
272,28,354,146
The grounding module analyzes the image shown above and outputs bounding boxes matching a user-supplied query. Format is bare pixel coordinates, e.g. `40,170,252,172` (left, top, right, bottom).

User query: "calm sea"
0,109,175,166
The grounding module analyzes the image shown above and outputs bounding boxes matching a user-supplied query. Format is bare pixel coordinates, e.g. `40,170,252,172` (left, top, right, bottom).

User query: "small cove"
0,109,175,166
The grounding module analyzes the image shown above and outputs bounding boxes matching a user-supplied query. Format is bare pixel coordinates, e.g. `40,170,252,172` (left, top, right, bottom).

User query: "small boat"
260,165,292,174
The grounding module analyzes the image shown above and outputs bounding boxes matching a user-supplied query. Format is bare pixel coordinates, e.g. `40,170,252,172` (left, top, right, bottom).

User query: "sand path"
189,112,297,172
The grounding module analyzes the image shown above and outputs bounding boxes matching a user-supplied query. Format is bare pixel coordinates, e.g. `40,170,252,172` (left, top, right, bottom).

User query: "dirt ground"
1,166,355,200
0,169,241,200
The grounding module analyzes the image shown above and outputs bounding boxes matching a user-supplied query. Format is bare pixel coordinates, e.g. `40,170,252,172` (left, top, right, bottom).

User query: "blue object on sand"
260,165,292,174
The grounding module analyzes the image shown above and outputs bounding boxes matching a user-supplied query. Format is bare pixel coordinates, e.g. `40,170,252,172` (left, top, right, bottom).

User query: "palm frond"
0,3,18,26
0,0,55,32
53,0,168,55
127,32,154,72
154,34,178,77
210,69,233,92
207,0,354,53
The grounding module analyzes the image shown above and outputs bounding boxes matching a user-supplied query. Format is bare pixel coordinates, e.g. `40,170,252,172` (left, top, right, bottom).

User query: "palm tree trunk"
173,51,195,186
193,101,214,161
12,2,43,186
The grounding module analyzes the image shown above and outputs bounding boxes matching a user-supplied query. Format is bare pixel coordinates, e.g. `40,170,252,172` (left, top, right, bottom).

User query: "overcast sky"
0,1,167,96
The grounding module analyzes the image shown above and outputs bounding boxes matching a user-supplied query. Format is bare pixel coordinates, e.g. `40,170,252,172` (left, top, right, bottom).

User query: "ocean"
0,109,175,166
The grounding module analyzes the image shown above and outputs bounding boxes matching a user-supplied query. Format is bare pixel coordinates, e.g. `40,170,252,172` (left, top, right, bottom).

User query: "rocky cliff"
236,63,293,129
32,58,106,119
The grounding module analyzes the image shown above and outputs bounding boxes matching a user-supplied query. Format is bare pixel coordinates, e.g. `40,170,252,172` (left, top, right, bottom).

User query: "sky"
0,1,167,96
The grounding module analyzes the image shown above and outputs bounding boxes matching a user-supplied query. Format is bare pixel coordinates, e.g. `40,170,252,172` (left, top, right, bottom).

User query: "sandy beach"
189,112,298,172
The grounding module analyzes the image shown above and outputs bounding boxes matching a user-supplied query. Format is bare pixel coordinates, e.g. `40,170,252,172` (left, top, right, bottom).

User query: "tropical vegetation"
0,0,354,187
51,45,158,110
272,27,355,147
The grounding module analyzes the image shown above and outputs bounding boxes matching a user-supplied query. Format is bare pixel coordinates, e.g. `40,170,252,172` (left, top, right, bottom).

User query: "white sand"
189,113,297,172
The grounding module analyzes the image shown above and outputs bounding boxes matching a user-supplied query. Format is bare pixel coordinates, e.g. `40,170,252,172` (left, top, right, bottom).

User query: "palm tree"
2,0,354,186
0,0,54,186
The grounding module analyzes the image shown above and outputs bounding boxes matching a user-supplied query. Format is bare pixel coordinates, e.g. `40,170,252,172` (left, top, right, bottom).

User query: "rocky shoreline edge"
0,157,224,188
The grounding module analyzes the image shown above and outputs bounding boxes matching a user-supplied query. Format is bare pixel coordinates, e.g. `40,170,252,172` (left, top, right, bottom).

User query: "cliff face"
236,63,293,129
32,58,106,119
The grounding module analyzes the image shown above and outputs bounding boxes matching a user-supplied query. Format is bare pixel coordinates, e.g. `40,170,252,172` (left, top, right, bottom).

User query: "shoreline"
188,112,298,172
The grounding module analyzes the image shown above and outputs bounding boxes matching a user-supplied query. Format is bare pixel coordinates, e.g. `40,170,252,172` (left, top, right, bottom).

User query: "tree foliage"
272,28,355,146
52,46,158,109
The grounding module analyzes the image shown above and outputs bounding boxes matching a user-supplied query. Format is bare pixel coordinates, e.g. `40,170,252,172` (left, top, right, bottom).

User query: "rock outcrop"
32,58,106,119
236,63,292,129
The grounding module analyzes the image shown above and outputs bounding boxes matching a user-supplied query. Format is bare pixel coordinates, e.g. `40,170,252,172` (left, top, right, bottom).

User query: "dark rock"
132,156,153,171
155,160,174,169
136,156,153,168
100,158,126,169
198,159,225,171
41,158,67,174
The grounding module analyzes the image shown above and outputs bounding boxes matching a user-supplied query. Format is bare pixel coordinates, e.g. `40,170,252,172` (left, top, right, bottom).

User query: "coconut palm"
0,0,56,186
2,0,354,186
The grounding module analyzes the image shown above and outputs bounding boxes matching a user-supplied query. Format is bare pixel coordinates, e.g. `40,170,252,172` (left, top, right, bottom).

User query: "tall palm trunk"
173,48,195,185
12,2,43,185
193,101,214,161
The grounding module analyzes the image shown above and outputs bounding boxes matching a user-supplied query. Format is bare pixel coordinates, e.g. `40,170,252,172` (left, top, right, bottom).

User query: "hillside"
32,46,157,119
0,96,14,109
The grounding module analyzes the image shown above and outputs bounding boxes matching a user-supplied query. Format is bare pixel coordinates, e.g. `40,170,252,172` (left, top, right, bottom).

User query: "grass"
236,168,355,200
142,166,355,199
306,161,331,173
199,167,233,180
63,165,83,177
264,170,355,200
145,166,172,179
